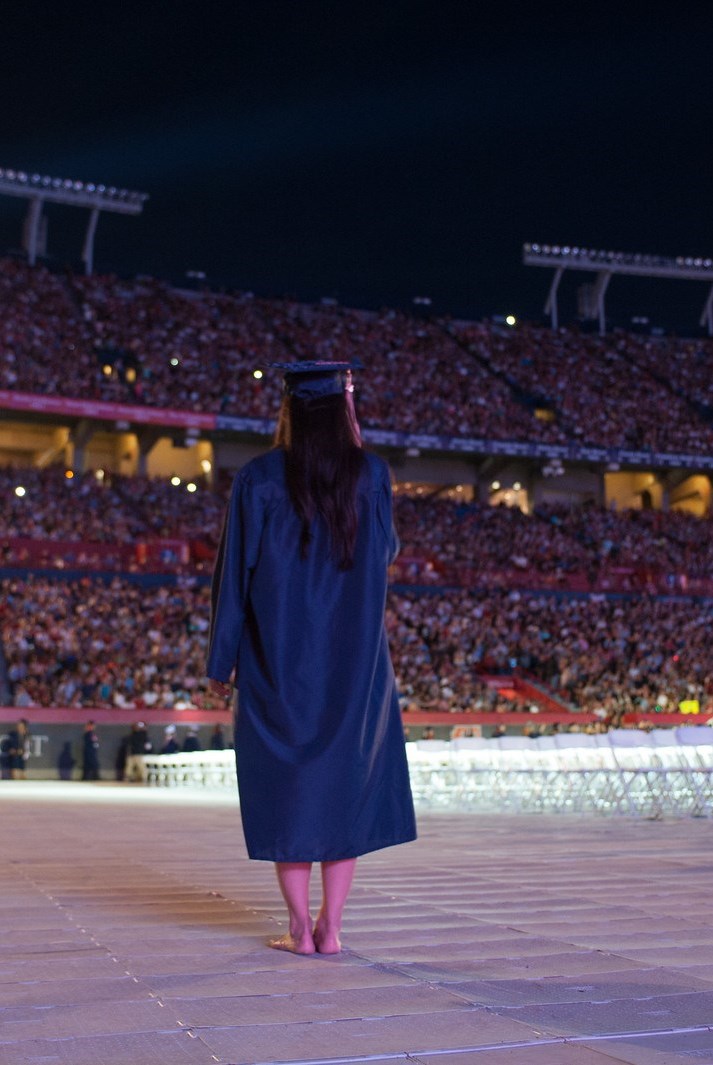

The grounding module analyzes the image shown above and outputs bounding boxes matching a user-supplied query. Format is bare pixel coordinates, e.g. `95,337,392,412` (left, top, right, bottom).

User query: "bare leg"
313,858,356,954
269,862,316,955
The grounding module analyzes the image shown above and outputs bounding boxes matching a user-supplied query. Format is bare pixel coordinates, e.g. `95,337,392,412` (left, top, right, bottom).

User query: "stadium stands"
2,257,713,731
2,570,712,725
3,258,713,451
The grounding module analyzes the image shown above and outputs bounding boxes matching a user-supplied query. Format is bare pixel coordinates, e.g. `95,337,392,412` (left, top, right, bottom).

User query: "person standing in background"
209,723,227,750
58,741,76,780
124,721,152,782
7,719,30,780
82,721,101,781
160,725,180,755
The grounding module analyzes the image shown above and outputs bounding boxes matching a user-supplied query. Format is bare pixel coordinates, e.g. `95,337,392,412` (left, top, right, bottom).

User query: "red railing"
390,556,713,597
4,539,713,597
1,706,705,730
1,536,210,573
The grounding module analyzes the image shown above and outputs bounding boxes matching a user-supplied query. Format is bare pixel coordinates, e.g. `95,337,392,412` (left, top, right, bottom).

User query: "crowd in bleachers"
4,259,713,724
453,320,713,453
1,576,211,711
2,573,712,722
4,465,713,590
394,495,713,587
4,258,713,453
0,465,223,546
389,588,713,721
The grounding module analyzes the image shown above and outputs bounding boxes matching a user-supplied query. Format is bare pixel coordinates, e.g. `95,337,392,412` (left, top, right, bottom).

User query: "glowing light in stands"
14,485,26,497
170,476,181,486
186,482,197,493
253,369,263,379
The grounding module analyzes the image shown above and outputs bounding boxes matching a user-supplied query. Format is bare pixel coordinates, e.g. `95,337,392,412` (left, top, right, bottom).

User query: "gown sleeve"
376,460,400,565
206,472,262,684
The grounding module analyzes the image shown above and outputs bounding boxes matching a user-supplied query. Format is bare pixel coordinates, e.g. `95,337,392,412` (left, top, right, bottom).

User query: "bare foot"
313,922,341,955
268,932,316,955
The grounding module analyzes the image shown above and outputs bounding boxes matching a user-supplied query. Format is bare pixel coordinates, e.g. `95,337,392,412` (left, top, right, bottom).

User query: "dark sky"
2,1,713,329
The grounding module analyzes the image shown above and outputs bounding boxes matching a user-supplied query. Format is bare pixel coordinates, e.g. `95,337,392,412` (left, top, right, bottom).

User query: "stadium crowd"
2,574,712,724
0,466,223,546
394,495,713,590
4,465,713,591
4,260,713,727
3,258,713,453
1,576,211,711
389,588,713,721
453,320,713,453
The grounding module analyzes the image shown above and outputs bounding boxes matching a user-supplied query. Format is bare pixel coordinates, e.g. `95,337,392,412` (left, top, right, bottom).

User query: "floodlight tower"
523,243,713,335
0,168,149,274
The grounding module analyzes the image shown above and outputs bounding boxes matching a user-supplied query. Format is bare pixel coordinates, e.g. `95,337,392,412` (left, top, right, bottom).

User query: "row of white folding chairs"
142,750,237,788
405,729,713,817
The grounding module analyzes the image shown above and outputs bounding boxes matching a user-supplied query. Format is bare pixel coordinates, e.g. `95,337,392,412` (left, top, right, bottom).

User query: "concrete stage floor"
2,783,713,1065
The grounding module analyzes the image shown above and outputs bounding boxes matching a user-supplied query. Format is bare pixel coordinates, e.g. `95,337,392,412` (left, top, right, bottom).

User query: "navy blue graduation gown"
207,448,416,862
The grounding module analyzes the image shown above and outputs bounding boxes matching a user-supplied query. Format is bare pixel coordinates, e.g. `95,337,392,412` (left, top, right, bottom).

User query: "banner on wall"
4,388,713,470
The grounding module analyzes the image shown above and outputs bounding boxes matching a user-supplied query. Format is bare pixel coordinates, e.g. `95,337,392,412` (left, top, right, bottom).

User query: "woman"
207,361,416,955
7,718,30,780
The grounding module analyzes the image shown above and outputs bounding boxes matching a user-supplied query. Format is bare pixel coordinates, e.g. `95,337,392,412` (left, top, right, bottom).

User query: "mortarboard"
270,360,360,400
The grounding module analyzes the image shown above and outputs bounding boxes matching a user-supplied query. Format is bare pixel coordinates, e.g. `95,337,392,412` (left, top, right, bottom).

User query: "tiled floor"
2,781,713,1064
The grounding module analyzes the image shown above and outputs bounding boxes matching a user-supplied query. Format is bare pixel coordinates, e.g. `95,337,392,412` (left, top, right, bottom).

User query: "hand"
210,678,233,698
195,679,233,709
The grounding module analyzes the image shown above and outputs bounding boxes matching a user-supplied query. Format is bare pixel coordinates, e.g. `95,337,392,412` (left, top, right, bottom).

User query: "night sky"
2,2,712,329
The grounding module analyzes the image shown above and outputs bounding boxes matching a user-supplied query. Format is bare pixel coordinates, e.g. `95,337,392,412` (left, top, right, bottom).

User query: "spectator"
124,722,153,782
182,727,201,753
6,719,30,779
58,741,76,781
82,720,101,781
209,723,226,750
159,725,180,755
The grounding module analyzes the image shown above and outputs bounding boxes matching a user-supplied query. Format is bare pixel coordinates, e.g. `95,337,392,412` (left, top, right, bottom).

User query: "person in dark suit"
58,741,76,780
7,719,30,779
160,725,180,755
182,728,201,753
82,721,100,781
209,723,226,750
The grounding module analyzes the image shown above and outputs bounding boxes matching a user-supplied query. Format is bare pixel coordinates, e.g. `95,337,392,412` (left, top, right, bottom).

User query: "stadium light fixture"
0,166,149,274
523,242,713,335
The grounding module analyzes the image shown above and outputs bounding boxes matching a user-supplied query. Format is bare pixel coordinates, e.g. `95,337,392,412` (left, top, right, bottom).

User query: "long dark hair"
274,390,364,569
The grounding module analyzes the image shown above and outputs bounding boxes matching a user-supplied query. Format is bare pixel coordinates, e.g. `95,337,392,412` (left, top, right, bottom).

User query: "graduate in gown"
206,361,416,955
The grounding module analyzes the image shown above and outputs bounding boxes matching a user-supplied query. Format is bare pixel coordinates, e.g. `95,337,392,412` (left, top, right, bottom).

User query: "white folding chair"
607,730,667,818
450,737,498,807
551,733,613,813
674,727,713,815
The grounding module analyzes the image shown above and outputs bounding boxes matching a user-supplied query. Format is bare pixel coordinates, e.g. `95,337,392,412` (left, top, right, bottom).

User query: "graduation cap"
270,360,361,400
